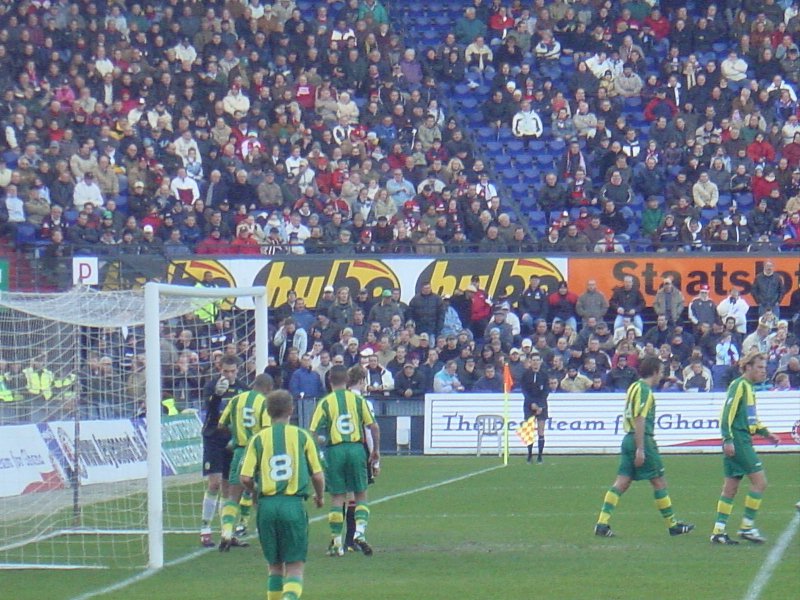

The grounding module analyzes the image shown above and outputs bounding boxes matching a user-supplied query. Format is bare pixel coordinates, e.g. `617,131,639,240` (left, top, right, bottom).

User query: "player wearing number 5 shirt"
309,365,380,557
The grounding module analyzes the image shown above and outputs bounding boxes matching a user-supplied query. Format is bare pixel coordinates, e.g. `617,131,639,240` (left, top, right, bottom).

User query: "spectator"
548,282,579,331
576,280,610,328
751,260,786,317
511,101,543,148
610,275,645,331
288,353,323,401
653,277,685,326
72,172,104,209
407,282,445,341
473,363,504,393
688,285,717,333
433,360,465,393
394,362,425,400
560,366,592,392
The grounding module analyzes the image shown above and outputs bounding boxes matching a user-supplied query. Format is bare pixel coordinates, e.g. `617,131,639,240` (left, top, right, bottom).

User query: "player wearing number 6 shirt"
217,373,274,550
309,364,380,557
241,390,325,600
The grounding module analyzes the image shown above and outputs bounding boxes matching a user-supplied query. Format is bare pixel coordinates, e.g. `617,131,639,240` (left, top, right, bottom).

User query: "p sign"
73,257,99,285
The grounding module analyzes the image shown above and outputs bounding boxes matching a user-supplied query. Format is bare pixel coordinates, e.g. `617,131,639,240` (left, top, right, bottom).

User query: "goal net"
0,283,267,569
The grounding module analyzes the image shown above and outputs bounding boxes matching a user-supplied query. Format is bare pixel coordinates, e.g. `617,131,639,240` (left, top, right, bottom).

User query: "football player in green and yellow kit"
710,350,780,545
217,373,274,550
241,389,325,600
595,356,695,538
310,364,380,557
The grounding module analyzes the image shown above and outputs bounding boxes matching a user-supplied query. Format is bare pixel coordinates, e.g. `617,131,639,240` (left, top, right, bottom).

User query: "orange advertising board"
567,256,799,306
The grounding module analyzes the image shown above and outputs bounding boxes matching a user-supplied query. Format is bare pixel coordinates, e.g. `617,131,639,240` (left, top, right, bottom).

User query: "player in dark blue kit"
200,355,249,547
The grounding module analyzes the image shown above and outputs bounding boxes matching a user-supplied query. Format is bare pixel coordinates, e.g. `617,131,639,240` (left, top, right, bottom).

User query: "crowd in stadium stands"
2,0,800,420
2,0,800,259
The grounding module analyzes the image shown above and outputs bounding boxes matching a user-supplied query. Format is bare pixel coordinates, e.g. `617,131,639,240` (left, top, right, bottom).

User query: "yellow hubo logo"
419,257,565,299
254,259,401,308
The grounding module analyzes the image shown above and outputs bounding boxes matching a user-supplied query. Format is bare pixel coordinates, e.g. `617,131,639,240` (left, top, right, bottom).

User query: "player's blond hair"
739,349,766,371
347,365,367,388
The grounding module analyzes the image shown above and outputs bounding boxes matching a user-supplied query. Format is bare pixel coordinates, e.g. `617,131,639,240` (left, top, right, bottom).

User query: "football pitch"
7,454,800,600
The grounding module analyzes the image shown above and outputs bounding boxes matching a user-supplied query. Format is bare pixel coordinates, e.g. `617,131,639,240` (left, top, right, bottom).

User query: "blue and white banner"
423,392,800,455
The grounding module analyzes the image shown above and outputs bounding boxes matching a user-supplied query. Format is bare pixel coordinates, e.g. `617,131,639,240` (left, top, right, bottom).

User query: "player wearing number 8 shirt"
217,373,274,550
241,390,325,600
309,364,380,557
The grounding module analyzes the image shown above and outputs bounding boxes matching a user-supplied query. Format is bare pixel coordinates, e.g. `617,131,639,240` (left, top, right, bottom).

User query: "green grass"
5,454,800,600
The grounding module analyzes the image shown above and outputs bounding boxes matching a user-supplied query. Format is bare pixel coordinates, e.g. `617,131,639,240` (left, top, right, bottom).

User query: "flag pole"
502,363,511,466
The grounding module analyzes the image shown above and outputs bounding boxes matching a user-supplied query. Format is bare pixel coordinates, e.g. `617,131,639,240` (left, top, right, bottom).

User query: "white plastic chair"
475,414,504,456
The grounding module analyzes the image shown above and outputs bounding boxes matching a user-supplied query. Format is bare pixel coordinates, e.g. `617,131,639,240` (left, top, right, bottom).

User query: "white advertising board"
42,419,148,484
424,392,800,455
0,425,64,497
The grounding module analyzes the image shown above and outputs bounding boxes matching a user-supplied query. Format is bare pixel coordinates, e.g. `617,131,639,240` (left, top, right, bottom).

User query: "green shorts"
257,495,309,565
723,434,764,478
325,442,368,495
618,434,664,481
228,446,246,486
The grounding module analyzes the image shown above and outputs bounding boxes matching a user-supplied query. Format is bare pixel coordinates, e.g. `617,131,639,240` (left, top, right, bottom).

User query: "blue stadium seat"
528,140,546,152
528,211,547,226
522,166,541,182
547,139,565,153
476,127,495,143
497,128,514,142
484,141,503,155
701,208,719,222
514,153,533,168
717,194,732,209
460,97,479,110
624,97,642,110
536,153,555,167
501,167,519,183
16,224,49,254
505,140,525,154
736,193,754,209
493,154,512,169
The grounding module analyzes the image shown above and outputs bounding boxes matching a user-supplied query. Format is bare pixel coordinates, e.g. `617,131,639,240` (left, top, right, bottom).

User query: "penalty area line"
742,511,800,600
69,463,505,600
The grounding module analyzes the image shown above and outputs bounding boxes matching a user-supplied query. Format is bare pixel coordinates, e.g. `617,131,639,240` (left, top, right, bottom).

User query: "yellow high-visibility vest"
161,397,179,416
23,368,54,400
194,283,219,323
0,376,13,402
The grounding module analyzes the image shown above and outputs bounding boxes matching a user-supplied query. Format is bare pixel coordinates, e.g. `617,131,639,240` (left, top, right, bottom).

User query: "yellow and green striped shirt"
240,423,323,497
219,390,271,447
721,377,768,442
623,380,655,435
309,389,375,446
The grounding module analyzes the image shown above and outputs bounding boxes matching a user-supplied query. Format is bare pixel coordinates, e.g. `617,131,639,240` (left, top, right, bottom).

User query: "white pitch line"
742,512,800,600
69,463,505,600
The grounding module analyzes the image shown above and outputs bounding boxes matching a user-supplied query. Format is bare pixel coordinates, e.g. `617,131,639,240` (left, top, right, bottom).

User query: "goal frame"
144,282,268,569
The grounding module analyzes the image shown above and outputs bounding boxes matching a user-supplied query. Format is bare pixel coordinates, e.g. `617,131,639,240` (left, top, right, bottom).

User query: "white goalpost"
0,283,268,570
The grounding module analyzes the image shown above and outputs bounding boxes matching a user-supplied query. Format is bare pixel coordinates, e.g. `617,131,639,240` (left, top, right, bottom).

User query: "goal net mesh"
0,286,262,569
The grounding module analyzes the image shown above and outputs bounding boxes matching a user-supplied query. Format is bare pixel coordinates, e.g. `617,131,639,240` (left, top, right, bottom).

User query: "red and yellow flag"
516,417,537,446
